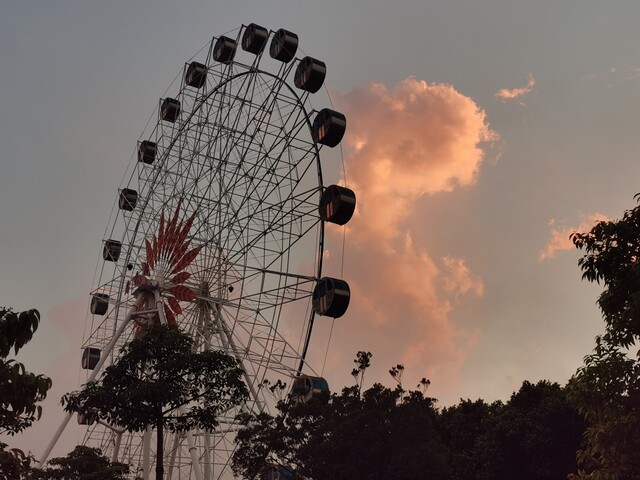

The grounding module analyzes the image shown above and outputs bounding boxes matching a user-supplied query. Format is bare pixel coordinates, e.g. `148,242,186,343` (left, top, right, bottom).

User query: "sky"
3,0,640,462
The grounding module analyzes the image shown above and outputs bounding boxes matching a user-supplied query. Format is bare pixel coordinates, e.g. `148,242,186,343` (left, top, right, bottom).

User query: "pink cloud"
322,78,495,396
495,73,536,102
539,213,609,261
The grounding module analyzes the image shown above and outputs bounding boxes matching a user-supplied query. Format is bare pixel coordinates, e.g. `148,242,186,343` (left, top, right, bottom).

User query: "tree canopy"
29,445,128,480
233,355,583,480
0,307,51,480
62,324,248,480
568,197,640,479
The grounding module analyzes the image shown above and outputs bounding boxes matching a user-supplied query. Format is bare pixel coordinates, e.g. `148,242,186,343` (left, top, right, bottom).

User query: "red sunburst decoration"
132,204,201,327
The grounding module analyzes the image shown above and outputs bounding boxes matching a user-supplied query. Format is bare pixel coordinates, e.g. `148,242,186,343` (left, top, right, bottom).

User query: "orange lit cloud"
539,213,608,261
495,73,536,102
325,78,495,395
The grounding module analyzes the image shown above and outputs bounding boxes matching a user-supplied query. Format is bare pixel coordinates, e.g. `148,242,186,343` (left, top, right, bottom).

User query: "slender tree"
63,324,248,480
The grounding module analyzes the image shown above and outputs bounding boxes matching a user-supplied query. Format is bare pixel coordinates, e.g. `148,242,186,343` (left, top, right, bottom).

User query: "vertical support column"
38,296,144,466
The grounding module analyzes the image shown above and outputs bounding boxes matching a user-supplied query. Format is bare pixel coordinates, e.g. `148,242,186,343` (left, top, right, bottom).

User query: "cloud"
495,73,536,102
539,213,608,261
324,78,495,396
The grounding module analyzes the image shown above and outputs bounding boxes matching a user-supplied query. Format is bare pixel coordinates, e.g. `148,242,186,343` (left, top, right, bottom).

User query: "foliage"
472,381,583,480
0,308,52,435
350,350,372,396
0,442,32,480
29,445,128,480
571,200,640,348
566,338,640,479
62,324,248,480
568,197,640,479
234,383,448,480
234,354,584,480
0,308,51,480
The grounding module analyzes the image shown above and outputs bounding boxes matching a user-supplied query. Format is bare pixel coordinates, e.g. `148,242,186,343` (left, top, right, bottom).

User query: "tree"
233,355,449,480
471,381,584,480
62,324,248,480
234,353,585,480
0,308,52,480
29,445,128,480
568,196,640,479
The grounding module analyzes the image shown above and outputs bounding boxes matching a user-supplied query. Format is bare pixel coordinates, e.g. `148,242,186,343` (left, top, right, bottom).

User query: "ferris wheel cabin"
213,36,237,63
81,347,100,370
294,57,326,93
291,375,330,404
260,465,295,480
242,23,269,55
118,188,138,211
185,61,207,89
270,28,298,63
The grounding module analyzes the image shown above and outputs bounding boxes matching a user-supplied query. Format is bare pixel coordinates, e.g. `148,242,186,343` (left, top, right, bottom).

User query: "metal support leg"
38,297,144,465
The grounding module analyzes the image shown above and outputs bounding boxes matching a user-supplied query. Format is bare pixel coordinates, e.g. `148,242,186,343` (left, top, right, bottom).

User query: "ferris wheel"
41,24,356,479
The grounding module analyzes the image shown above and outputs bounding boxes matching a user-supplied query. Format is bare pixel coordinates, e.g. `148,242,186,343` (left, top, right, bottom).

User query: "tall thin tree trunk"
156,410,164,480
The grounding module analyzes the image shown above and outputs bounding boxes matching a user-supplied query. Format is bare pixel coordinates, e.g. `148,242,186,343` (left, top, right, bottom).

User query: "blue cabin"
290,375,330,404
260,465,294,480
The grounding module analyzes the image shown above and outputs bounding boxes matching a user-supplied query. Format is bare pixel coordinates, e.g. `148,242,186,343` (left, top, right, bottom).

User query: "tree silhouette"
29,445,128,480
0,308,51,479
63,324,248,480
568,197,640,479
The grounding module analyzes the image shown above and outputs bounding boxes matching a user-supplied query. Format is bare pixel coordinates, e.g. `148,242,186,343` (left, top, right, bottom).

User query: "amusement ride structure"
41,24,356,479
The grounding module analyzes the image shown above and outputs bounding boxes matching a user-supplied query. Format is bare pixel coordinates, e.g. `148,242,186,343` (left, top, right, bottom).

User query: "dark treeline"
233,367,585,480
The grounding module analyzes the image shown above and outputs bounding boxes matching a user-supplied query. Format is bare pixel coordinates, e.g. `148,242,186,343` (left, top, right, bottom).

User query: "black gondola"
242,23,269,55
138,140,156,164
119,188,138,211
270,29,298,63
161,97,180,122
213,36,237,63
294,57,326,93
312,277,350,318
319,185,356,225
81,347,101,370
103,240,122,262
312,109,346,147
185,61,207,88
90,293,109,316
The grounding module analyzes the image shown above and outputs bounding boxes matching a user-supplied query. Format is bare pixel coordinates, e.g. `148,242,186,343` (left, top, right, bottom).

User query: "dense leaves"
233,357,583,480
0,308,52,436
29,445,128,480
568,195,640,479
234,383,448,480
62,324,248,480
0,308,51,480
